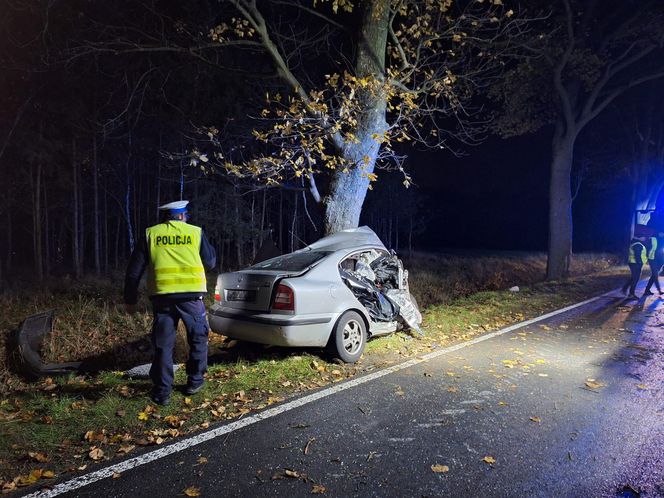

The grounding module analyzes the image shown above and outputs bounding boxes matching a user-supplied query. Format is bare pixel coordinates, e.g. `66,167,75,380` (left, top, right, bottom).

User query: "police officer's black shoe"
184,383,204,395
644,290,654,296
150,393,170,406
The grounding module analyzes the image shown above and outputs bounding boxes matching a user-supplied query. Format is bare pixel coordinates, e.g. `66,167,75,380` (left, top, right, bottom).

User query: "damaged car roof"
305,226,386,252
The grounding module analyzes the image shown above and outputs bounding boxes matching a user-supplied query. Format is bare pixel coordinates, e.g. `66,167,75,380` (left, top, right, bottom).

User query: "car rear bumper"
208,306,337,347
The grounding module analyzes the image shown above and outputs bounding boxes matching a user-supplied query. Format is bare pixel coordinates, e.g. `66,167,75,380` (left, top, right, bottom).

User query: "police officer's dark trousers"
622,263,643,296
645,258,663,293
150,297,209,398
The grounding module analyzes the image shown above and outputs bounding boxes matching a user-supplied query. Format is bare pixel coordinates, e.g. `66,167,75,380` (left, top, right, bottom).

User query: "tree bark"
278,189,283,250
72,137,81,278
93,136,101,274
546,133,576,280
5,209,12,271
44,182,50,277
322,0,389,235
31,161,43,281
103,177,109,273
234,192,243,268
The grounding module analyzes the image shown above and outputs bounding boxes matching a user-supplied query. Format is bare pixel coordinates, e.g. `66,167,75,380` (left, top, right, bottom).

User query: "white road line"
26,289,618,498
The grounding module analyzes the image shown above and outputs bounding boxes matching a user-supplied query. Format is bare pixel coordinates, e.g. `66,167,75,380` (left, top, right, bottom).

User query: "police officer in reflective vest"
124,200,216,405
622,237,647,299
644,234,664,296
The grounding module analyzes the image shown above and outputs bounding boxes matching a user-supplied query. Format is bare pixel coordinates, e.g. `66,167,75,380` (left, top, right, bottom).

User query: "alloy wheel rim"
343,320,363,354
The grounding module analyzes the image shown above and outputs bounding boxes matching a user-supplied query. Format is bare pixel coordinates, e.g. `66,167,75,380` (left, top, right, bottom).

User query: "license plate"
226,289,256,302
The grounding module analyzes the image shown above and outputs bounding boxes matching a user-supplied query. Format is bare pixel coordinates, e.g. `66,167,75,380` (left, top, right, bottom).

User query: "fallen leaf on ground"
138,411,149,421
117,445,135,454
303,438,315,455
529,416,542,423
311,484,327,494
2,481,17,492
41,470,55,479
197,456,208,465
284,469,301,478
482,456,496,464
431,464,450,473
112,472,122,479
164,415,182,428
183,486,201,496
88,448,104,461
28,451,49,463
637,384,648,390
184,397,193,406
17,470,42,486
584,379,605,390
447,387,458,393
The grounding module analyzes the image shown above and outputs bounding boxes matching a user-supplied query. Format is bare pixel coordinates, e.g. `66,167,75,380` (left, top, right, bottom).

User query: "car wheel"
329,311,366,363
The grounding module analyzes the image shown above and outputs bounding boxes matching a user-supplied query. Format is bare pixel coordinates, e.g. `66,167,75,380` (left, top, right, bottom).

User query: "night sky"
379,130,630,253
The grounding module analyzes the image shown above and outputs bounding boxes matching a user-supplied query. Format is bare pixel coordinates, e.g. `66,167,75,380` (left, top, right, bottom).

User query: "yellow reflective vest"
648,237,658,261
146,221,207,295
628,241,647,265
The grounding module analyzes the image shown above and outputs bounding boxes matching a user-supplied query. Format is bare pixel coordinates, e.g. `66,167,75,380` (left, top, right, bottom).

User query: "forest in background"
1,0,663,284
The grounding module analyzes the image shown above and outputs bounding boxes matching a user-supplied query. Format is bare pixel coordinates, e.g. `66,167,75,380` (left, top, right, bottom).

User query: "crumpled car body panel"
209,227,422,349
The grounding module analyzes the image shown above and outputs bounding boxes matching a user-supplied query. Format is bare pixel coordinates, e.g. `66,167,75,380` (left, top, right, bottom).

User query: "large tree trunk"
546,133,576,280
322,0,389,235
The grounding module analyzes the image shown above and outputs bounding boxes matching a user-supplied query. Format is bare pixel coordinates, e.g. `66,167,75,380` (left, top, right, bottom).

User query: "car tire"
328,311,367,363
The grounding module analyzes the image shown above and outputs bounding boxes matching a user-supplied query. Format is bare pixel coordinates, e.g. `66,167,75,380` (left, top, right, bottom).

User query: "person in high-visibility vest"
621,237,647,299
124,200,216,405
644,233,664,296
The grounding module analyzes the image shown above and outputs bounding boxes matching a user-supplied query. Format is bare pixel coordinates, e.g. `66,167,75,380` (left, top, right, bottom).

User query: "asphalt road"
31,287,664,498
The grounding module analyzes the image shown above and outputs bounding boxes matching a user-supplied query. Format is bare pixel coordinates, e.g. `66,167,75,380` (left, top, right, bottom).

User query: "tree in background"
87,0,525,234
490,0,664,279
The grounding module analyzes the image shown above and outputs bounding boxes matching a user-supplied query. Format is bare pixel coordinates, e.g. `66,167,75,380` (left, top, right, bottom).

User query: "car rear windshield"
248,251,331,271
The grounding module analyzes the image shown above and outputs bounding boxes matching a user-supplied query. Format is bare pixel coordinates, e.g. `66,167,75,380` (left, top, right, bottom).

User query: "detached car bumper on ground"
209,227,422,362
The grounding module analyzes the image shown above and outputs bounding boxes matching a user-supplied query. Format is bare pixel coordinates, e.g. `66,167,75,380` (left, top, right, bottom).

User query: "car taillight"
272,284,294,311
214,277,222,302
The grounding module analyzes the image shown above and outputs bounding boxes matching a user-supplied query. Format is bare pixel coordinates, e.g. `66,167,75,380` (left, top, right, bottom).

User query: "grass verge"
0,262,628,493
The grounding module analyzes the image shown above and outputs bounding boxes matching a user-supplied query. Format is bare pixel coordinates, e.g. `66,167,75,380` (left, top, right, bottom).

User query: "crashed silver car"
209,227,422,363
